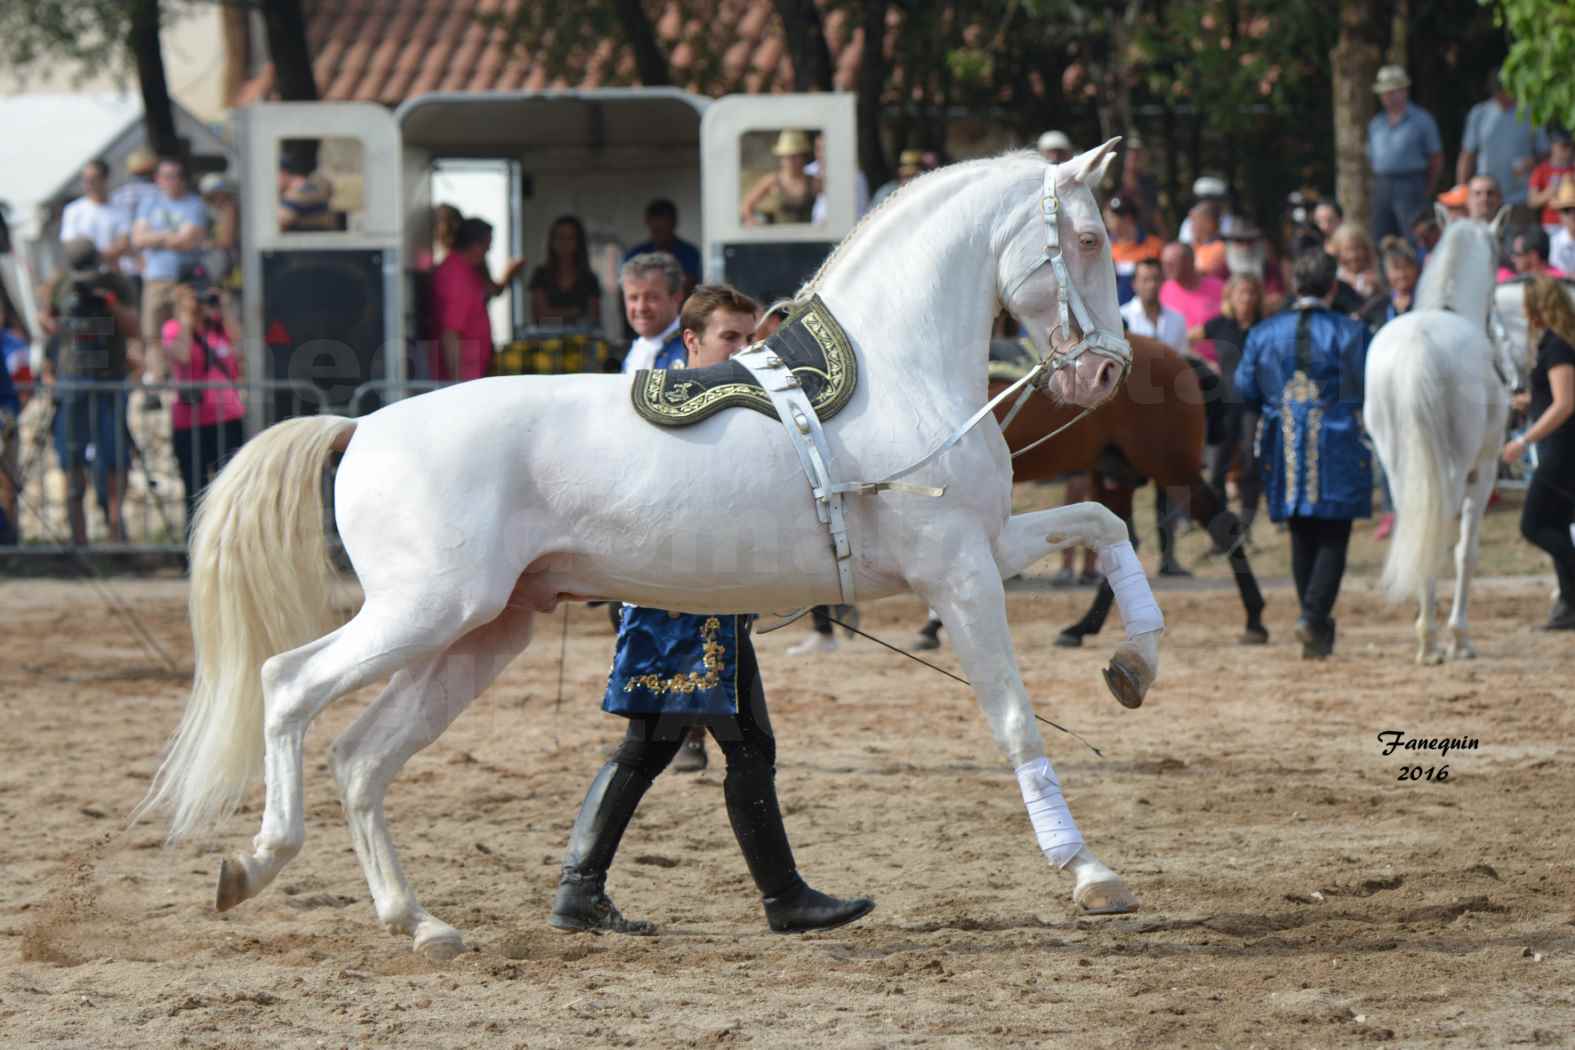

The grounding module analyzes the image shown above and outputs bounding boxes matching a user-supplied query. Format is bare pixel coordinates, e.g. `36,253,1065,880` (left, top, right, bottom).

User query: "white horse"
1366,216,1516,663
135,143,1165,958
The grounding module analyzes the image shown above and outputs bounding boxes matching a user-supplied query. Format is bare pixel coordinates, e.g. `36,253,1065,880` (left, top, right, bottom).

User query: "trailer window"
738,128,827,229
277,136,366,234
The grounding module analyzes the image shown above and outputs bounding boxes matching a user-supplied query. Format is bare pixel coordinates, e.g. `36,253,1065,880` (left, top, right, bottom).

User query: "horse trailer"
235,89,858,427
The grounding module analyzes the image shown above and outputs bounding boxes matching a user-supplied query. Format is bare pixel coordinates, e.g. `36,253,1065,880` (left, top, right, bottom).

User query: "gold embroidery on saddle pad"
630,294,857,427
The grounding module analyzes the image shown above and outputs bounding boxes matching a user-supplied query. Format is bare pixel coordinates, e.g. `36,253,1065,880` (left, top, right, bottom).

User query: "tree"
0,0,209,159
1489,0,1575,129
1330,0,1382,228
129,0,180,157
259,0,319,103
774,0,834,91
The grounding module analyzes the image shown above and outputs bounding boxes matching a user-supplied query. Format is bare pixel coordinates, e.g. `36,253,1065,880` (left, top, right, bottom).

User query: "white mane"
798,150,1046,298
1416,220,1498,324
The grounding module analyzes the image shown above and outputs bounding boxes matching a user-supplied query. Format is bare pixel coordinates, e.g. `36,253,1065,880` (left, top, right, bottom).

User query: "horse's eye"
1079,234,1098,250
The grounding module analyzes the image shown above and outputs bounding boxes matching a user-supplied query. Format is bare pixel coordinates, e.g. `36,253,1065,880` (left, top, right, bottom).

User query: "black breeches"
611,634,776,781
1287,516,1353,627
1521,462,1575,601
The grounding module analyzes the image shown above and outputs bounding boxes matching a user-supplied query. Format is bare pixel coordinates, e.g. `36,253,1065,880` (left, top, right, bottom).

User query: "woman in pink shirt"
164,268,245,537
430,218,500,381
1159,242,1225,365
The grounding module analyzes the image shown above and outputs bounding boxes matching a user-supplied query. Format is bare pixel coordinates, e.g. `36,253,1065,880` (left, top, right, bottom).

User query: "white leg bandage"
1097,540,1165,639
1015,756,1084,868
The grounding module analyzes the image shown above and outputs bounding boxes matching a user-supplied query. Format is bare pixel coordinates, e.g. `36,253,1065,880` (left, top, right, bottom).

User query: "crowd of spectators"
6,145,315,546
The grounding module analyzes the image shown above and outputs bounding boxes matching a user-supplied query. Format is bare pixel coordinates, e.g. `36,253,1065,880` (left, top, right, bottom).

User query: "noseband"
1001,164,1133,390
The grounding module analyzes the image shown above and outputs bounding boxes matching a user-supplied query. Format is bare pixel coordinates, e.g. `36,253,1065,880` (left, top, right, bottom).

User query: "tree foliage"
1489,0,1575,129
0,0,203,80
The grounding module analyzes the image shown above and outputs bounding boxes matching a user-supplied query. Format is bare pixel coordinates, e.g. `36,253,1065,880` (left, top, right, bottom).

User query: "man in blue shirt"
131,158,209,384
624,199,701,292
1236,250,1372,659
1367,65,1443,247
1458,69,1549,207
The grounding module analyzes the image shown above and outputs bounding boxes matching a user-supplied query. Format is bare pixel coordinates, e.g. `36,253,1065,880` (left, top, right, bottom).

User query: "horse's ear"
1069,137,1121,184
1490,205,1510,241
1434,202,1450,229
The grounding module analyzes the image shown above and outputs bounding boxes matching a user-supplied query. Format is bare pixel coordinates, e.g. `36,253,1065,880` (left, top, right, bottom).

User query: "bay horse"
919,333,1267,646
1366,216,1515,663
136,144,1165,959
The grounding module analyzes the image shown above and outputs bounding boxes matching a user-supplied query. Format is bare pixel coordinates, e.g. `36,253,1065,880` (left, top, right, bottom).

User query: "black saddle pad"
631,294,858,427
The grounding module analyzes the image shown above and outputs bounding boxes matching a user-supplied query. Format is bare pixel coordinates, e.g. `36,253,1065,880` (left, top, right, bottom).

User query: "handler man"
1236,250,1372,659
548,283,876,936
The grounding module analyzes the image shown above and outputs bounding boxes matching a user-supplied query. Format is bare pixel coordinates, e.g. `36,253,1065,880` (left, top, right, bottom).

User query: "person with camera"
163,263,245,538
44,239,141,545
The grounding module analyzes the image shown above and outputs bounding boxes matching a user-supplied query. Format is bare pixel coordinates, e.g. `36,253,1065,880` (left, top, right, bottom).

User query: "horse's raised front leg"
330,600,536,960
1446,464,1496,661
918,541,1139,915
994,502,1164,708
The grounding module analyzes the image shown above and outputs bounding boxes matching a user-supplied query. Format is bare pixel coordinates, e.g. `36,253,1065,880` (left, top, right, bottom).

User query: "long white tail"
133,415,357,842
1378,370,1457,602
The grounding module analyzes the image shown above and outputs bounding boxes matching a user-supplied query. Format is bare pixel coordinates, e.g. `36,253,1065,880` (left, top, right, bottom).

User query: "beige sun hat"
126,147,157,176
772,129,812,157
1372,65,1411,94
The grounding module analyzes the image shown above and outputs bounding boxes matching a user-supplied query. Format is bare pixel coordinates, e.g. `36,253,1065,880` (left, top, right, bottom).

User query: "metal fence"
1,330,629,559
0,378,323,556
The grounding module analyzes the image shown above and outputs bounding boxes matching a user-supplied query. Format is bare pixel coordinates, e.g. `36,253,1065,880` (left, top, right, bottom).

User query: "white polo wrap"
1097,539,1164,639
1015,756,1084,868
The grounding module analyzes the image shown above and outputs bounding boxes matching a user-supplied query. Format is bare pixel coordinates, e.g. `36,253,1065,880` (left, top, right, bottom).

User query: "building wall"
0,6,227,123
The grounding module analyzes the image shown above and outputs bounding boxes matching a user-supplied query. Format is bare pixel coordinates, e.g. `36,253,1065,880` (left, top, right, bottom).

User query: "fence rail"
1,378,324,555
1,332,627,558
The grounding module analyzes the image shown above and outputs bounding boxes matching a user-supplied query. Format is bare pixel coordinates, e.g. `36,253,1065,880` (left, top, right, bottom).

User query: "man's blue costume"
1236,294,1372,657
550,327,874,938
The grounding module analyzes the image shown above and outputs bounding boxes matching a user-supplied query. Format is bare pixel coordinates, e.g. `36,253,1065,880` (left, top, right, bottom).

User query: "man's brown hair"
680,283,761,339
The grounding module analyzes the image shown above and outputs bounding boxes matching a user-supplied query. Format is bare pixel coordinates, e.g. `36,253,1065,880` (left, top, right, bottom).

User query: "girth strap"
733,344,860,605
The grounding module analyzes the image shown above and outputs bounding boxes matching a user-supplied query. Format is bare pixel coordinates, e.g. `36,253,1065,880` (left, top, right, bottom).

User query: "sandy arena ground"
3,563,1574,1049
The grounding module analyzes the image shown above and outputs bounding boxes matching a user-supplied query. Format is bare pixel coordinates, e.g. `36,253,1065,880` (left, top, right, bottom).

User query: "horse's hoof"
1416,650,1444,667
1102,662,1143,709
1238,626,1269,645
911,633,941,652
1054,631,1084,649
414,928,465,962
1447,644,1476,662
215,856,249,913
1074,877,1140,915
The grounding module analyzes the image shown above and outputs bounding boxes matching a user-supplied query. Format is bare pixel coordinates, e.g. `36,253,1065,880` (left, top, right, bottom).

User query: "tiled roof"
234,0,890,108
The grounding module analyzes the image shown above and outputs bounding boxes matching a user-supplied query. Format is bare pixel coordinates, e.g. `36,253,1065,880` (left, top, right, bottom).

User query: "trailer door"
236,102,403,427
700,93,857,305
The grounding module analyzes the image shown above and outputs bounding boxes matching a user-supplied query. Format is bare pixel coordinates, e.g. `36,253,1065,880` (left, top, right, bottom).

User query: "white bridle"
1002,164,1133,389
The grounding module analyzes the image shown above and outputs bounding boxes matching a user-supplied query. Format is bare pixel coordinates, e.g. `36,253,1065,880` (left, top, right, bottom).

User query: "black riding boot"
548,761,657,935
724,762,875,934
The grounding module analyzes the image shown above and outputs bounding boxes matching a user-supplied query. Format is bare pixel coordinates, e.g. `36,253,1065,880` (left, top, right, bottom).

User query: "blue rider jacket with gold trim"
1235,305,1372,522
603,609,747,717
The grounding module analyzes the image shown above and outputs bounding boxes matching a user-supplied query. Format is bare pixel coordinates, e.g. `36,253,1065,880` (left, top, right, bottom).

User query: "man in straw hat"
740,129,816,226
1548,178,1575,275
1367,64,1443,246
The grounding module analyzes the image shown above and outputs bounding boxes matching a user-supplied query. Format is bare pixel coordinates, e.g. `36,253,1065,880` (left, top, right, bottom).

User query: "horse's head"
999,139,1130,410
1416,218,1501,324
